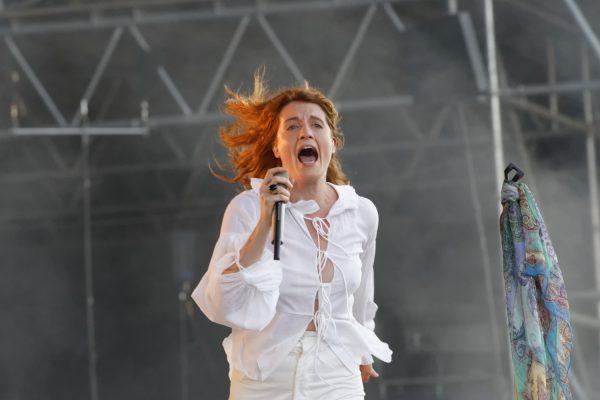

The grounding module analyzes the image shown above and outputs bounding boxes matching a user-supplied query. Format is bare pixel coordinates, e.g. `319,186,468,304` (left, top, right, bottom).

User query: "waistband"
291,330,318,354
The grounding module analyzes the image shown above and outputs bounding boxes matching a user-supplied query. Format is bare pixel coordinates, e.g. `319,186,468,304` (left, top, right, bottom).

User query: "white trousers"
229,331,365,400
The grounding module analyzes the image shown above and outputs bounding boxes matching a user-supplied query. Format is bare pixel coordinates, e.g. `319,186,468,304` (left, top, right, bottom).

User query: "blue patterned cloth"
500,181,573,400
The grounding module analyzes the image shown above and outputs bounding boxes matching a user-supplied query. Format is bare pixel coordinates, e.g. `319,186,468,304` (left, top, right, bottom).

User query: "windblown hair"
211,68,349,190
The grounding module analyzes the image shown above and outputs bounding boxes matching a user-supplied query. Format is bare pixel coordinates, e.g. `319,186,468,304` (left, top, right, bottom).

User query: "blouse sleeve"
353,198,380,364
191,193,282,331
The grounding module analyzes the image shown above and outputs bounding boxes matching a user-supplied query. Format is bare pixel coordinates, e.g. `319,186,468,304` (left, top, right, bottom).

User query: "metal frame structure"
2,0,600,399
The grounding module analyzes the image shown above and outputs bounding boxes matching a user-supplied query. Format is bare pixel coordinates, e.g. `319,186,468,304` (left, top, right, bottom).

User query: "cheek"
274,136,290,157
277,142,295,161
322,138,335,157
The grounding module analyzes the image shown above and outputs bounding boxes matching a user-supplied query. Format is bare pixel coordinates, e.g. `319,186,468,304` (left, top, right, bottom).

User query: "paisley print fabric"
500,181,573,400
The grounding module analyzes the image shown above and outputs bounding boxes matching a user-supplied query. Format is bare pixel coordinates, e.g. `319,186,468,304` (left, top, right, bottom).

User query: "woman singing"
192,71,392,399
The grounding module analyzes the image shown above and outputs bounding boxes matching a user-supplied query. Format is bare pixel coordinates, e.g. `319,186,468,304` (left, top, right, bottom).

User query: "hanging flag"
500,165,573,400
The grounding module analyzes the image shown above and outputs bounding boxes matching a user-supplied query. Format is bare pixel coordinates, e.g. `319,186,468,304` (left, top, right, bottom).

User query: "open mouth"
297,146,318,165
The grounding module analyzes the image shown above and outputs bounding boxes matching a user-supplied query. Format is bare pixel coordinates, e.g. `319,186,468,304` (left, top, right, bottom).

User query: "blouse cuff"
361,354,374,365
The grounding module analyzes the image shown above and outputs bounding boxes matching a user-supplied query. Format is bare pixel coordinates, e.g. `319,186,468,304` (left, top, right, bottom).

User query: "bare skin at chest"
304,208,336,331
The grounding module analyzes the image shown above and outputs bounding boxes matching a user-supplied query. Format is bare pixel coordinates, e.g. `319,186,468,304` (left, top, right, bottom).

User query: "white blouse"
191,178,393,381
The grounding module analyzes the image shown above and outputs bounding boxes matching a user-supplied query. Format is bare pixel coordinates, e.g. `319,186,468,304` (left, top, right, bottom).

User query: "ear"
272,141,280,159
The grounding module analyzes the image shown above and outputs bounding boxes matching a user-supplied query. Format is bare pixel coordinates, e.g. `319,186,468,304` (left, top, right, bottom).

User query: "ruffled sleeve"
352,198,380,364
191,192,282,331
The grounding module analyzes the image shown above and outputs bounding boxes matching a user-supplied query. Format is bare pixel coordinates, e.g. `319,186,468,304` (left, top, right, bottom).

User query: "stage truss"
1,0,599,399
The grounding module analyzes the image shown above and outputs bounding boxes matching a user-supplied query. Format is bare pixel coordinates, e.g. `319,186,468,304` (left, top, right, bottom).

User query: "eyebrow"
283,115,325,124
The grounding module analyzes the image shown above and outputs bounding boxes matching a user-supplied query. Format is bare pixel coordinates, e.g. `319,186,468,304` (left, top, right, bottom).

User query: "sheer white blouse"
191,178,392,381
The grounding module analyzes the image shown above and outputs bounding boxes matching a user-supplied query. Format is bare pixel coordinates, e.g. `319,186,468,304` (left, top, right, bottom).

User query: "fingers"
271,187,291,199
265,175,293,193
265,166,287,178
263,168,293,194
257,168,293,223
266,190,290,203
264,167,290,186
259,168,293,205
359,364,379,383
260,180,291,198
270,175,293,190
361,369,369,383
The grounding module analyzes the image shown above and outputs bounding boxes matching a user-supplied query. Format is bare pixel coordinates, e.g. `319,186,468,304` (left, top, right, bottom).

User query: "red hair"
211,68,349,190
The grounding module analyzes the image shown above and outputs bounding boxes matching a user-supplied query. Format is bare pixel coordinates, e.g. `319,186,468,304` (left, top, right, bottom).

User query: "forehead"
279,101,326,121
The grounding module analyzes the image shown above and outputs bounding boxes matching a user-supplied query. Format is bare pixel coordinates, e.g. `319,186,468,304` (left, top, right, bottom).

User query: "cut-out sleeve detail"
191,194,282,331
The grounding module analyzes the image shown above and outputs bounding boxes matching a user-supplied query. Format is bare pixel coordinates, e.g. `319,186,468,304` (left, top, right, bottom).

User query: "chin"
298,169,326,181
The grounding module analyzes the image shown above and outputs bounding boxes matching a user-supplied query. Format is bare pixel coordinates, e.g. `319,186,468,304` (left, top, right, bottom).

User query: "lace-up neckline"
292,211,354,386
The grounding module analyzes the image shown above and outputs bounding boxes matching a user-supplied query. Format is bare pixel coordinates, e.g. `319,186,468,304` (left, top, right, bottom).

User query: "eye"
287,124,299,131
313,123,323,128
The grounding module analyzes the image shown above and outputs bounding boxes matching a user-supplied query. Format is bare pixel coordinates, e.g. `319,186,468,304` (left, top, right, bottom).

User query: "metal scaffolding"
2,0,600,399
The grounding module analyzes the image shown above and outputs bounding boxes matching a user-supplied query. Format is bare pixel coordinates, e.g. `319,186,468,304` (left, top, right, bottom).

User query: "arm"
222,205,272,275
191,193,282,331
353,198,380,365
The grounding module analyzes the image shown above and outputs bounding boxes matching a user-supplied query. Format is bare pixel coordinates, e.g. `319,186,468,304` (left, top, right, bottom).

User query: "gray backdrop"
1,0,600,399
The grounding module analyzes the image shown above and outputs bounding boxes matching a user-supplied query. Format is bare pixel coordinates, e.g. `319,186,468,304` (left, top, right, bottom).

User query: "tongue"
299,155,317,164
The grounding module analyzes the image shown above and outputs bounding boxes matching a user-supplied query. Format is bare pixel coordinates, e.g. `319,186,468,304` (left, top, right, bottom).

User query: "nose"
299,125,314,139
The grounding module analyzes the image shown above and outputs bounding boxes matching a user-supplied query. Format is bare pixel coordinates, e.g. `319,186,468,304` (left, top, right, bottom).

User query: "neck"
290,178,334,208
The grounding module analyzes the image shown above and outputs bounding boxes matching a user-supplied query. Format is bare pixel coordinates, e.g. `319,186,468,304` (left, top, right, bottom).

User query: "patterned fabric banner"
500,181,573,400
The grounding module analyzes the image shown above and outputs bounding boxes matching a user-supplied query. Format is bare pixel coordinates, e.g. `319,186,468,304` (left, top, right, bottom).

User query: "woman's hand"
257,167,294,227
223,167,293,274
359,364,379,383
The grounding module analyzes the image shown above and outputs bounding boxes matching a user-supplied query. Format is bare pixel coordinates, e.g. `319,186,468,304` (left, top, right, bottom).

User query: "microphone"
272,170,287,260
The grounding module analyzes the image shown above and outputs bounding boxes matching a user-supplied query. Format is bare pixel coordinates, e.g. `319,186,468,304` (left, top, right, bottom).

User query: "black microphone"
272,170,287,260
